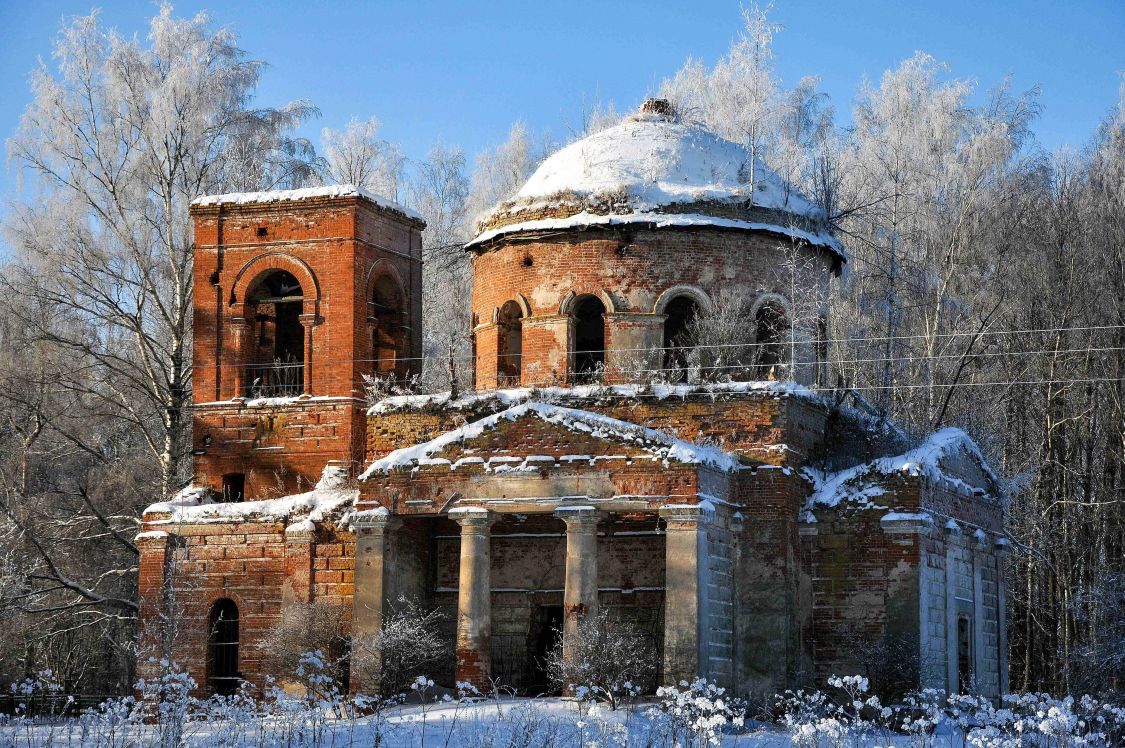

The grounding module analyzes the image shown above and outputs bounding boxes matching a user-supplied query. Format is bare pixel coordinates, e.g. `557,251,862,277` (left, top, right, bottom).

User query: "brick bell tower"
188,186,425,500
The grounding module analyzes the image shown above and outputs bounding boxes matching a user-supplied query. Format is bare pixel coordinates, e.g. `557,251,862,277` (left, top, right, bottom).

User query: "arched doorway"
662,296,700,382
571,296,606,381
246,270,305,397
370,275,405,380
497,300,524,386
754,301,789,378
207,598,240,696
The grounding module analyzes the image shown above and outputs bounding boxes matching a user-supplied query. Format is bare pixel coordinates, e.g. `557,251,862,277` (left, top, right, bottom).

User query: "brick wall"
469,228,834,387
193,398,366,498
189,193,422,499
366,391,830,469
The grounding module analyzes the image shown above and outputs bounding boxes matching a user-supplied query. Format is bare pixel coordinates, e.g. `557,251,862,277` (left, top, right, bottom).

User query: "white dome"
469,103,843,262
515,114,824,220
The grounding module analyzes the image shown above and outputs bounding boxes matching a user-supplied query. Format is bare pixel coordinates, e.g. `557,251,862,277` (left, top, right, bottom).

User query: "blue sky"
1,0,1122,208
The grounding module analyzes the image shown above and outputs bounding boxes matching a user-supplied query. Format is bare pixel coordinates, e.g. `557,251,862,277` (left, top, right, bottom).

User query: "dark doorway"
526,605,564,695
663,296,700,381
572,296,606,381
207,598,240,696
221,473,245,503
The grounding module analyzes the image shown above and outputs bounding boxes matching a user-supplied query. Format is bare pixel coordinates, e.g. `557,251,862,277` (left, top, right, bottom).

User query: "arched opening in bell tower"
571,295,606,382
370,275,406,380
754,301,790,378
246,270,305,397
662,296,701,382
497,300,523,386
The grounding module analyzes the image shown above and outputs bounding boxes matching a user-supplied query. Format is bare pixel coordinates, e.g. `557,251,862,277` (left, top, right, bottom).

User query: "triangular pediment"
360,402,739,477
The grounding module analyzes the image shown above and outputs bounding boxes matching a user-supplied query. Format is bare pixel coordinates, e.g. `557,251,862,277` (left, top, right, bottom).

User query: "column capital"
229,316,249,328
659,503,713,530
298,312,319,326
449,507,496,529
554,505,600,528
352,508,401,533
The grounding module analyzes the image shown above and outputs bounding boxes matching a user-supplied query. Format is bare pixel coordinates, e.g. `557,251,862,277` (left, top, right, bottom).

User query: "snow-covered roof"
805,427,999,511
360,401,742,478
190,184,424,224
468,104,843,260
369,380,821,415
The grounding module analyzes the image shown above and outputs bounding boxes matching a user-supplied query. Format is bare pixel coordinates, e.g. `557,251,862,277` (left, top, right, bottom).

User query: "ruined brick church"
137,100,1008,699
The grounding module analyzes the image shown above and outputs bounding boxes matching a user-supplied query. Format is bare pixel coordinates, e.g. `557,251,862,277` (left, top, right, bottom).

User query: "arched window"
497,301,524,386
207,598,240,696
370,276,406,380
571,296,606,381
662,296,700,382
754,301,789,378
246,271,304,397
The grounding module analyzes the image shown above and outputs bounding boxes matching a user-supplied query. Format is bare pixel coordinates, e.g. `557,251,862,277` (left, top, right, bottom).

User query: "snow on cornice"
144,486,357,525
190,184,424,224
465,211,845,259
804,427,999,511
360,401,742,478
368,380,822,415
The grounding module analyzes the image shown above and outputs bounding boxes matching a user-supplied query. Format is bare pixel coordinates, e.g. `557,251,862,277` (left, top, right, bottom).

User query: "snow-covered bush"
351,596,452,695
544,609,657,709
655,678,746,746
255,599,350,690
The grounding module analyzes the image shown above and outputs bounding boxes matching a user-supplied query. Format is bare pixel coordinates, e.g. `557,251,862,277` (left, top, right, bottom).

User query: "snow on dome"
190,184,425,224
469,101,843,261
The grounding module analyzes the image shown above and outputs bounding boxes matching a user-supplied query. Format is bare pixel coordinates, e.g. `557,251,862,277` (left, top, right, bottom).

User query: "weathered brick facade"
139,114,1006,700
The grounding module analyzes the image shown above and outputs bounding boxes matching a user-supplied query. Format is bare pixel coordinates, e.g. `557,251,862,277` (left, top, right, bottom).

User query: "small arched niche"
497,300,524,386
369,275,406,380
571,295,607,382
207,598,240,696
246,270,305,397
662,295,702,382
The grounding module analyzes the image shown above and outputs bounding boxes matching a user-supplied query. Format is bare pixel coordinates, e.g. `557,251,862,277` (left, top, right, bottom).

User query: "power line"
221,338,1125,370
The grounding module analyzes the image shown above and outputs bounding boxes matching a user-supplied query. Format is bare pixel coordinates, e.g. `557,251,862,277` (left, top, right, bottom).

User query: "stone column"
299,313,317,395
660,505,709,685
226,317,249,400
555,506,600,651
450,507,495,689
350,509,399,694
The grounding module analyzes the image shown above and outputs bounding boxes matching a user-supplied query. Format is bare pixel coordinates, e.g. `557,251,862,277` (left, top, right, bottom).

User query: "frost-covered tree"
405,144,473,392
0,4,320,687
466,121,545,230
321,116,405,200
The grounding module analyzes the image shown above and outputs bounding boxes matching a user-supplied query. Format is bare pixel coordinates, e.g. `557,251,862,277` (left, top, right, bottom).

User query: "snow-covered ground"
2,672,1120,748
